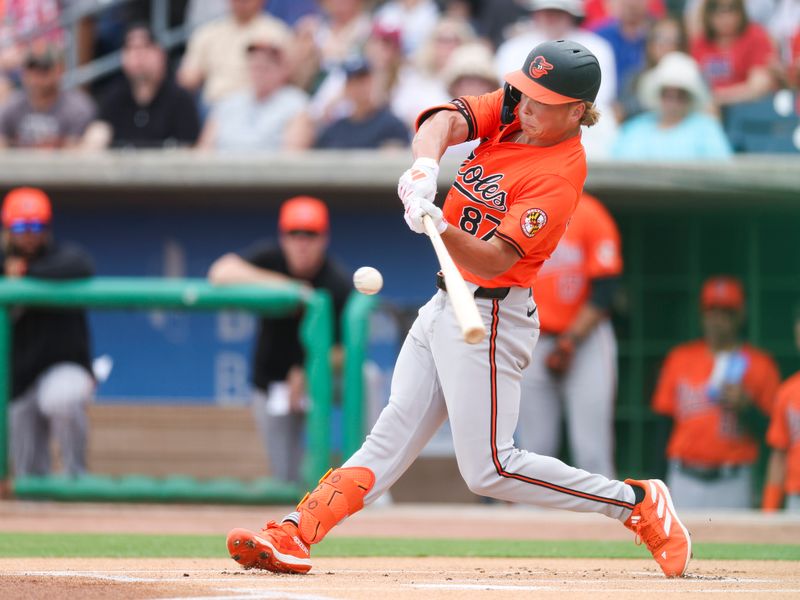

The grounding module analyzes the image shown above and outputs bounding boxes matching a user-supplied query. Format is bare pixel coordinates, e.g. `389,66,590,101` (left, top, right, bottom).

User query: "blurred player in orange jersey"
652,276,781,509
517,193,622,478
762,307,800,512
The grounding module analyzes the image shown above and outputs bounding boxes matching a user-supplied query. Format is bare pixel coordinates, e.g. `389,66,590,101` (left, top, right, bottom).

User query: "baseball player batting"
226,40,692,578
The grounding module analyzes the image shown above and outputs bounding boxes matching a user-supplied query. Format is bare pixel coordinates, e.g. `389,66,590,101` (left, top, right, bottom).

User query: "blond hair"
581,102,600,127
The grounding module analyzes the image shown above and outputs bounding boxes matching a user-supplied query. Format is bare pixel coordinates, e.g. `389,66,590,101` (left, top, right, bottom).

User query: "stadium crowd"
0,0,798,157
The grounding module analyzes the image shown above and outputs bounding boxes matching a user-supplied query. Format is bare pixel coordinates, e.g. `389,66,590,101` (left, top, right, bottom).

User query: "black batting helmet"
505,39,601,105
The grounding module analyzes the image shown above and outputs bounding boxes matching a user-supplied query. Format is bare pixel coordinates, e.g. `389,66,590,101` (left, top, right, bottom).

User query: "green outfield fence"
0,277,377,503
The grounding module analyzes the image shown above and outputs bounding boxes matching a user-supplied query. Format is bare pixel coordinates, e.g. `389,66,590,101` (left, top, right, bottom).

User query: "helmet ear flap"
501,82,521,124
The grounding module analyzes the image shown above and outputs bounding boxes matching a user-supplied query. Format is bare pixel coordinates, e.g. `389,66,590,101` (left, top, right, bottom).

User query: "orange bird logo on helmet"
529,56,554,79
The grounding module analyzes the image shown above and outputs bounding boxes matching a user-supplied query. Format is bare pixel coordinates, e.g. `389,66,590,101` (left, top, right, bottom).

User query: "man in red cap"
1,187,95,477
652,275,780,509
208,196,352,484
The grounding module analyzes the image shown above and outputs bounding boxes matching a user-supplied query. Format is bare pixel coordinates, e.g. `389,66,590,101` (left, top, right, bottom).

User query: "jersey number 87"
459,206,501,240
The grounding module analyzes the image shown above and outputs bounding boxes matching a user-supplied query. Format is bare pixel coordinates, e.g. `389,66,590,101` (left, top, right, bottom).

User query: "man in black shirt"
2,187,95,476
208,196,351,483
82,23,200,149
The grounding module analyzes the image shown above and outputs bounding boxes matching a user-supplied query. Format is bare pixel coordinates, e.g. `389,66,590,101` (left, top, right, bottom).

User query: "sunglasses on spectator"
285,230,322,238
8,221,48,234
660,87,691,102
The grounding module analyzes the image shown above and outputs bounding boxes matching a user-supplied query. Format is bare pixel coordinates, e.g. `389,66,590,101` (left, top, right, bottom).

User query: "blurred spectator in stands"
82,24,199,150
439,43,499,159
365,24,404,109
652,276,780,509
766,0,800,73
292,23,403,148
0,0,64,80
300,0,378,120
762,307,800,513
391,17,476,128
790,29,800,87
593,0,650,100
617,17,687,121
295,0,372,77
265,0,321,26
612,52,732,159
443,42,499,98
0,68,13,108
197,37,308,151
315,57,409,149
208,196,351,484
685,0,780,40
584,0,665,30
186,0,320,28
477,0,531,49
2,187,95,477
184,0,229,27
494,0,618,158
690,0,778,106
373,0,440,56
0,43,95,149
178,0,292,108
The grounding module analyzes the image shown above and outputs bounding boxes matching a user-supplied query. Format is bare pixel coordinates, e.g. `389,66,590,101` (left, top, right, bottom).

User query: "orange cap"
701,276,744,310
278,196,329,233
2,187,53,228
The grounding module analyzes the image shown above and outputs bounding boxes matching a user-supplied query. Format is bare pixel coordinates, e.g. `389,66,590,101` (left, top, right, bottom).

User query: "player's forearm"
208,253,293,286
412,111,467,161
440,226,518,280
765,449,787,485
563,304,605,343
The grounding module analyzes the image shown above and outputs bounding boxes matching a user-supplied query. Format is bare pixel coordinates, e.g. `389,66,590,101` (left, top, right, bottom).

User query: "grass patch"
0,533,798,561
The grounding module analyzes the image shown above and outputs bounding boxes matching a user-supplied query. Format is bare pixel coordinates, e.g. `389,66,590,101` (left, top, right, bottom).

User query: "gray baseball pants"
9,362,94,477
344,287,636,522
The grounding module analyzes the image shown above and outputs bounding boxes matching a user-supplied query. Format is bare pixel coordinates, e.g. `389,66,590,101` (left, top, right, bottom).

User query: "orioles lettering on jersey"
453,164,509,211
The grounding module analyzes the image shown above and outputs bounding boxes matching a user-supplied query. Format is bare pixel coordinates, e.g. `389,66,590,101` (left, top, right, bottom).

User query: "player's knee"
461,465,503,497
37,363,93,418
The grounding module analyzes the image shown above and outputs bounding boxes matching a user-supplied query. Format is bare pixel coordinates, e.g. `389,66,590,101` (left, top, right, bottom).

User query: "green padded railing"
341,292,380,459
0,277,334,502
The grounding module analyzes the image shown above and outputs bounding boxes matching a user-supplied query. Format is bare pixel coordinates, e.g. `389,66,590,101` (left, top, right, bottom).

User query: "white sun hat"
442,43,500,93
638,52,711,112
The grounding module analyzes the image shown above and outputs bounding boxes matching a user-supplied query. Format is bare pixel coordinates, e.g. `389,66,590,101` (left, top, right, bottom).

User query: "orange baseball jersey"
652,341,780,466
535,193,622,333
417,89,587,289
766,372,800,494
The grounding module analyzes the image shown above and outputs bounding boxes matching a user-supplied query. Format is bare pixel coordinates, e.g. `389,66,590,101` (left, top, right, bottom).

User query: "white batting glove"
397,157,439,206
404,196,448,236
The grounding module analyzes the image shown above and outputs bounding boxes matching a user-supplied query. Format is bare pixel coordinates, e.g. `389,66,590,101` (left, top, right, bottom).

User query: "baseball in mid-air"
353,266,383,295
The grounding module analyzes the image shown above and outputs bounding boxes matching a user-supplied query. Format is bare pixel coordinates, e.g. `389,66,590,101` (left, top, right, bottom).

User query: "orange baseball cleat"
624,478,692,578
227,521,312,574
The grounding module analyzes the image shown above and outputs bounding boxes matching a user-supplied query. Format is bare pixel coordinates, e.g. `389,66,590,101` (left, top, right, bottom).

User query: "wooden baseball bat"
422,215,486,344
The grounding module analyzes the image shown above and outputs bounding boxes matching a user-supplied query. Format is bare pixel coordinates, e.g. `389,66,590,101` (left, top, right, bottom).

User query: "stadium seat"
723,90,800,153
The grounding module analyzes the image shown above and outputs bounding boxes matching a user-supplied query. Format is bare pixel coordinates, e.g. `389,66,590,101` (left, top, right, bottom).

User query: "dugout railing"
0,277,377,503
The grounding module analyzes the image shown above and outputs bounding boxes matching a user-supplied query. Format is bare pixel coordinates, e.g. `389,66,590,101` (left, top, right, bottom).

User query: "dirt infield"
3,557,800,599
2,502,800,599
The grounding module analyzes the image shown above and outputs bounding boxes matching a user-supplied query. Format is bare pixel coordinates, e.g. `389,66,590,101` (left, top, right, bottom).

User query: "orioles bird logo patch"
529,56,554,79
521,208,547,237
